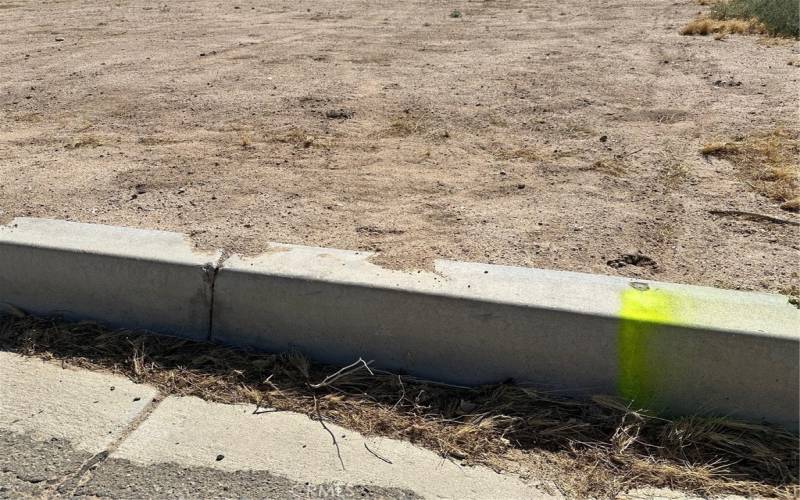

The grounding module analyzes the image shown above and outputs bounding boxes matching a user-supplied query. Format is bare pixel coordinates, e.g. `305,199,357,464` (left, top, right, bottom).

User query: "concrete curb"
1,218,798,429
0,218,219,339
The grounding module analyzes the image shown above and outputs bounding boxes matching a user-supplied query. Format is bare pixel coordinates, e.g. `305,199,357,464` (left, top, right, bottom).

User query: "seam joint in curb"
204,251,230,341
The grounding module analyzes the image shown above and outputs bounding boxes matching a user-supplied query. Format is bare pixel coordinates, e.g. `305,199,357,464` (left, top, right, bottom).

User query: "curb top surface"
0,218,220,265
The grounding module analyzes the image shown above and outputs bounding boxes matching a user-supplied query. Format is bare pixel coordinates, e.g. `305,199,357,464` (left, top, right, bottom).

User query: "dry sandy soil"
0,0,798,293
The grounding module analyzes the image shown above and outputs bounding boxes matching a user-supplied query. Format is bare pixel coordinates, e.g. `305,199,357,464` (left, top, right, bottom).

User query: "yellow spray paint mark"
617,287,688,404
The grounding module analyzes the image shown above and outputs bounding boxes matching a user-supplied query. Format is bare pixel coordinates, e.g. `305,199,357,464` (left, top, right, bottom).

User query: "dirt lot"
0,0,797,293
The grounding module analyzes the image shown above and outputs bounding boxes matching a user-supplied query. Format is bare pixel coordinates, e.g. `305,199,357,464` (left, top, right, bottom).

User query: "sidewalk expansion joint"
51,394,164,496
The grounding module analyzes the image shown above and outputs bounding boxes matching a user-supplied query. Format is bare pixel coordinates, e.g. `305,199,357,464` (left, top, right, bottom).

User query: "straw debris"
701,129,800,211
0,315,797,498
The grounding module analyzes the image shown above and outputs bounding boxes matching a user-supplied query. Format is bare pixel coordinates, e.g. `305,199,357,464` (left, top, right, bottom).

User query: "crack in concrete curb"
203,251,231,341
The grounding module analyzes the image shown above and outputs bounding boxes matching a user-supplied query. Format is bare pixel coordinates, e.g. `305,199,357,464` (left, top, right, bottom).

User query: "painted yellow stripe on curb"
617,287,687,404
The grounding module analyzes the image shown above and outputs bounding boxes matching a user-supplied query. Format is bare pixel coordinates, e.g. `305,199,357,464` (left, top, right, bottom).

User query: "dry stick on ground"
708,210,800,226
309,357,374,389
313,393,346,471
364,443,393,464
0,315,797,498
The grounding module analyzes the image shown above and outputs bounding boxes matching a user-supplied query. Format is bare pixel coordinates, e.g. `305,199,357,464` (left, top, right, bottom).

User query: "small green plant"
712,0,799,37
449,9,462,18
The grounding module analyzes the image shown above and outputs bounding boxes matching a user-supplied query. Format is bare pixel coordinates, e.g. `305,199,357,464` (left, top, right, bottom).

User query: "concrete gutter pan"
1,218,797,429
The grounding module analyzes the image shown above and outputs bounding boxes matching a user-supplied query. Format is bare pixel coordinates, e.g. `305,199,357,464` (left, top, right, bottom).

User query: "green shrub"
712,0,800,37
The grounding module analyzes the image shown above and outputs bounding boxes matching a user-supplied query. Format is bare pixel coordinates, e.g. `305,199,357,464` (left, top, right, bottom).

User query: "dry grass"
683,0,798,38
680,17,764,36
238,131,254,149
64,135,104,149
273,127,316,148
385,109,450,140
587,158,627,176
494,146,548,163
0,314,797,498
662,163,691,190
701,129,800,211
387,115,427,137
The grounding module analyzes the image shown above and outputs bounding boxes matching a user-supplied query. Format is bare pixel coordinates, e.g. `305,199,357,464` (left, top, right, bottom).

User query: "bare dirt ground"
1,0,798,293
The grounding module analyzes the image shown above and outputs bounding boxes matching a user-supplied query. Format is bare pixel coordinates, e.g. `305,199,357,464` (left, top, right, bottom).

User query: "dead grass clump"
680,17,764,36
493,146,548,163
273,127,316,148
662,163,690,189
701,129,800,210
700,142,733,155
387,115,426,137
683,0,798,38
64,135,104,149
583,159,627,176
781,198,800,212
238,131,254,149
0,315,797,498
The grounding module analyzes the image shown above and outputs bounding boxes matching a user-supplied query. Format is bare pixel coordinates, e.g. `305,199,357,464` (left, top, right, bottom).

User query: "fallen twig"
364,443,393,464
313,393,345,471
708,210,800,226
308,357,373,389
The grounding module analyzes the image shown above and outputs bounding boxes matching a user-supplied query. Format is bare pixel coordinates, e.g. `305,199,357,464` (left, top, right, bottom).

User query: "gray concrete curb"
0,218,219,339
1,218,798,429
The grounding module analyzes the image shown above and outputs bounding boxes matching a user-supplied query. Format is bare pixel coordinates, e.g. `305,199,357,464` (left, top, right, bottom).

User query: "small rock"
599,135,608,142
216,454,225,461
517,183,526,189
55,37,65,42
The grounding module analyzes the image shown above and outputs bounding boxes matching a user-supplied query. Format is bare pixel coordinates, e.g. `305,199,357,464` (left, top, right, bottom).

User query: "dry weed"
0,315,796,498
662,163,690,189
701,129,799,210
680,17,764,36
493,146,548,163
64,135,104,149
238,131,254,149
585,159,627,176
273,127,316,148
388,115,426,137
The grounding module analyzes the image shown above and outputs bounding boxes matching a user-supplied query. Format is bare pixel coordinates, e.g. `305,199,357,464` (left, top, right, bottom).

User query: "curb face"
213,243,799,428
1,218,798,429
0,218,219,338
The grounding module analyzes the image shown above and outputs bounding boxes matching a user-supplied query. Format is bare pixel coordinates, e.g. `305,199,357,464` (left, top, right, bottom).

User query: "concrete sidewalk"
0,351,555,499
